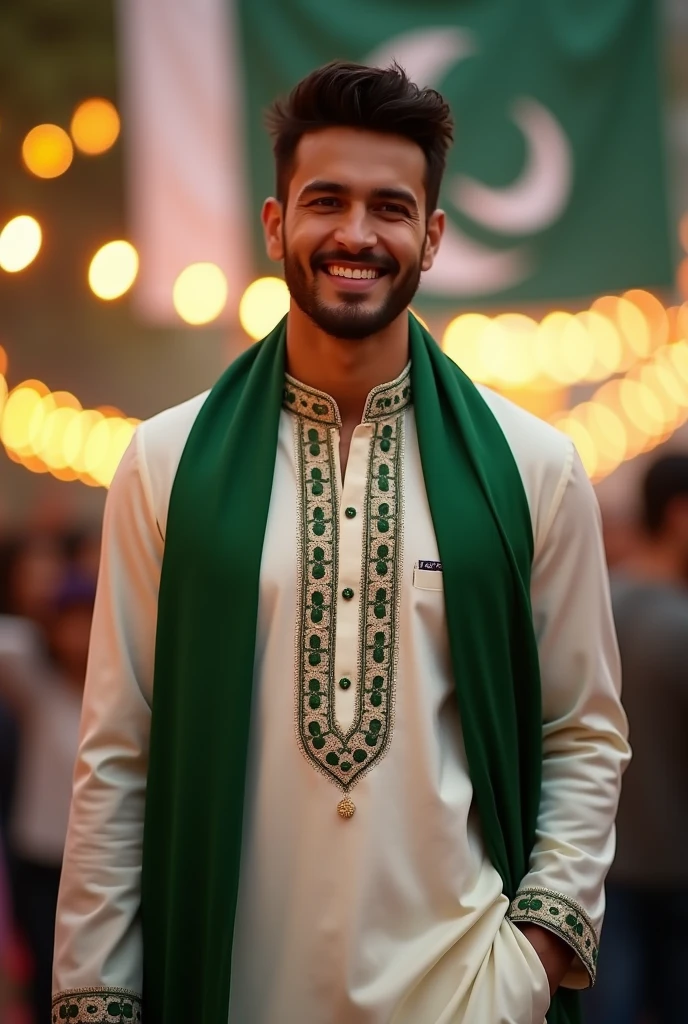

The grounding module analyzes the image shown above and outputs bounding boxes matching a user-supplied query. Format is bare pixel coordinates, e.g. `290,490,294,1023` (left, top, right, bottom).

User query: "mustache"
310,251,399,275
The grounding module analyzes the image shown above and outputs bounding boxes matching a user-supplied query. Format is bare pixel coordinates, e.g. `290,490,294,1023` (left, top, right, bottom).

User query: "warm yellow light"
36,406,81,469
580,401,627,472
0,375,8,420
85,418,135,487
238,276,289,339
0,216,42,273
442,313,492,382
535,312,575,384
89,241,139,300
575,310,623,380
63,410,103,473
559,315,595,384
1,386,44,452
22,124,73,178
482,314,538,387
618,379,665,438
173,262,228,326
591,296,650,371
70,98,120,155
640,364,680,428
623,289,669,352
0,346,7,376
26,393,57,455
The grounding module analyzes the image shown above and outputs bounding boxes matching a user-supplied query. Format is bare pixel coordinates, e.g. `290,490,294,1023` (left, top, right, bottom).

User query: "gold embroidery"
509,886,599,983
52,987,142,1023
288,366,410,798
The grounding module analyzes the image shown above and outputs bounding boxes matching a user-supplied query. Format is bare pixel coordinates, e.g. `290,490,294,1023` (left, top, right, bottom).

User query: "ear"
421,209,445,272
261,197,285,262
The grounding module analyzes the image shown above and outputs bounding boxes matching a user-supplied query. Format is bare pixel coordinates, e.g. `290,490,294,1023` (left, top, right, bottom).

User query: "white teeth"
326,266,379,280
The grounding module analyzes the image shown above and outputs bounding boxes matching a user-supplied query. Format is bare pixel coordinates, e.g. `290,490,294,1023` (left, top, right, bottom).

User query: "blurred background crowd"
1,0,688,1021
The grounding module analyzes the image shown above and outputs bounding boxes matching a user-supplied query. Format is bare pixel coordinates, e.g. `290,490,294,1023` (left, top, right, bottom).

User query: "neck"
285,303,410,426
622,537,686,586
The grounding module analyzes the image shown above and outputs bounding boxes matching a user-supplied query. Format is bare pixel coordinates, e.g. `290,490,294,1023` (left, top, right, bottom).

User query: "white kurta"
53,367,629,1024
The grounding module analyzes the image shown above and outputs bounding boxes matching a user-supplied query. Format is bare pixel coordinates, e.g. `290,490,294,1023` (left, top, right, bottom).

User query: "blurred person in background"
0,535,67,850
0,570,94,1024
585,454,688,1024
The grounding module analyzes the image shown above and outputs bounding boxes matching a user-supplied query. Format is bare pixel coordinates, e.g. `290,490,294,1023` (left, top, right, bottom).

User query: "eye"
376,203,410,216
308,196,342,208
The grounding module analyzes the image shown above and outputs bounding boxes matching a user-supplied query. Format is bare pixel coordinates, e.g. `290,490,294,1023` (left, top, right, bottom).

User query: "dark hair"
266,60,454,214
642,454,688,534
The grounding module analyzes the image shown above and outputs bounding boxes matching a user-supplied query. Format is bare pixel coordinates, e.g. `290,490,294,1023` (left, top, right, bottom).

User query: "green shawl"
141,313,579,1024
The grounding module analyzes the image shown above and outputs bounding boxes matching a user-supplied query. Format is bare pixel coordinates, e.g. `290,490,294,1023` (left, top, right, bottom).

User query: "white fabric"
116,0,250,324
53,382,629,1023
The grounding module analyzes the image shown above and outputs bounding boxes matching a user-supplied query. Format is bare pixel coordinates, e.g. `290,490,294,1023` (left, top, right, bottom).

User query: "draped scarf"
141,312,579,1024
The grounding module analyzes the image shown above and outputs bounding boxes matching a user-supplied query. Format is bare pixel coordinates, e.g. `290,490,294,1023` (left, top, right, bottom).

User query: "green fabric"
141,312,579,1024
235,0,671,308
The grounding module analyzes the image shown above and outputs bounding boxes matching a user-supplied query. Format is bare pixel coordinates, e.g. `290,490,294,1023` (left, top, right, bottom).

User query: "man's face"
262,128,444,340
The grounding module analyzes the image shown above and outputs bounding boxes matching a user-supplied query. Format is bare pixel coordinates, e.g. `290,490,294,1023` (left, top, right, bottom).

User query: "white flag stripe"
117,0,250,324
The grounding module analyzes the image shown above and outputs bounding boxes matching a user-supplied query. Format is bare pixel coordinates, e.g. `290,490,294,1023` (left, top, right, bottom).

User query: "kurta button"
345,507,357,519
342,587,354,600
339,677,352,690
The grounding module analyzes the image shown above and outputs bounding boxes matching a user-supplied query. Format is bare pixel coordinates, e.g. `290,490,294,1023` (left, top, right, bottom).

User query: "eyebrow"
297,180,419,213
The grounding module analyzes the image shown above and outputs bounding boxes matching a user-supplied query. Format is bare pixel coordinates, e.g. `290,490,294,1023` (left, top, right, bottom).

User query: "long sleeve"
508,446,630,988
52,432,162,1021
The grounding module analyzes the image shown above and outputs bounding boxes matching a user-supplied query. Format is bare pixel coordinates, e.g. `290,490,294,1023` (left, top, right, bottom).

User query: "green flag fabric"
236,0,671,309
141,313,579,1024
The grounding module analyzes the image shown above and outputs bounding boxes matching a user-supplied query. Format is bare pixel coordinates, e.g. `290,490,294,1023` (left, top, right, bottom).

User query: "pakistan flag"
121,0,673,322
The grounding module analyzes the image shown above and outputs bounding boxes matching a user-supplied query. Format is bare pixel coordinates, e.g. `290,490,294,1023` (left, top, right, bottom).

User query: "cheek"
385,227,424,269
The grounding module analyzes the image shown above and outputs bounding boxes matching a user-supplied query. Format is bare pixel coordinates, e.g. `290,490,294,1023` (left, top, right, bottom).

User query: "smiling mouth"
325,264,381,280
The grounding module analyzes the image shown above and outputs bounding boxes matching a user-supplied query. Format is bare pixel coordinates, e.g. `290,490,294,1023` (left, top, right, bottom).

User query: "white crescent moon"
366,27,477,87
365,28,531,297
452,97,573,235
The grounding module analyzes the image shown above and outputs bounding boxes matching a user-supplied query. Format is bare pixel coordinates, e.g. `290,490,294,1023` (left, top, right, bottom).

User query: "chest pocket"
413,564,444,591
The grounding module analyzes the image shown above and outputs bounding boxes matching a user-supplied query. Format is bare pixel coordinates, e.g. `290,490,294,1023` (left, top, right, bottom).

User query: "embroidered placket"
286,368,411,811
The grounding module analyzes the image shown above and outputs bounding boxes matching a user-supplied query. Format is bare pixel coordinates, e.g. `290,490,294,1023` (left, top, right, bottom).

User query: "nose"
332,203,377,252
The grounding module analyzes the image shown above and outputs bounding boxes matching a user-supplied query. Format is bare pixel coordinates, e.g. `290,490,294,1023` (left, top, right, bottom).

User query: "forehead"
289,127,426,201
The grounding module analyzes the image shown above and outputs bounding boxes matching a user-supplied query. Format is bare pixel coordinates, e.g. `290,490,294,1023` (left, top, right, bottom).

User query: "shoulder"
475,384,576,547
133,390,211,537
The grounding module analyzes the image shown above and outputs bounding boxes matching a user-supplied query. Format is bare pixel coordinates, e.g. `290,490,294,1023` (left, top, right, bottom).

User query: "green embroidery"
289,366,409,794
509,887,599,983
52,989,142,1023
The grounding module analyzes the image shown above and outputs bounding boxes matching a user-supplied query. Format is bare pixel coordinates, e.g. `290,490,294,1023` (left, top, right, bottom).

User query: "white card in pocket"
413,562,444,591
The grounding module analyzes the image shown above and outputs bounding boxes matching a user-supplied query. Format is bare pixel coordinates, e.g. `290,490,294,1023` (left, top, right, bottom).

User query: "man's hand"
516,924,573,996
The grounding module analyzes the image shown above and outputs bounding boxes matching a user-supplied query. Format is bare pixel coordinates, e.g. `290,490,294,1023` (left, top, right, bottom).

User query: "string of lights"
2,102,688,488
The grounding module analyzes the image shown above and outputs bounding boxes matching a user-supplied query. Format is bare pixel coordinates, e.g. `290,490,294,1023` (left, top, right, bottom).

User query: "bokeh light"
0,216,42,273
173,263,228,325
22,124,74,178
442,313,492,382
89,241,139,300
70,98,120,155
239,277,290,339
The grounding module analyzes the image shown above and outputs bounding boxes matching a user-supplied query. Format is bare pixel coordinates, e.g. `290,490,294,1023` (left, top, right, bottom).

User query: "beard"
283,243,423,341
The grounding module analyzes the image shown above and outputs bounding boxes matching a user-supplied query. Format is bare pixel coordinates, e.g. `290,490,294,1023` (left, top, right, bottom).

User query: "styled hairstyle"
642,454,688,534
265,60,454,214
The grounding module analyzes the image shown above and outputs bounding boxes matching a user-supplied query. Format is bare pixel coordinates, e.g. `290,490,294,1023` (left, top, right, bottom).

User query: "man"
585,455,688,1024
53,62,628,1024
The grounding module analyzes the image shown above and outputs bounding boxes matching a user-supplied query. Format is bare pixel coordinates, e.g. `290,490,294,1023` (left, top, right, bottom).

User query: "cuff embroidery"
52,988,142,1022
508,886,599,984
